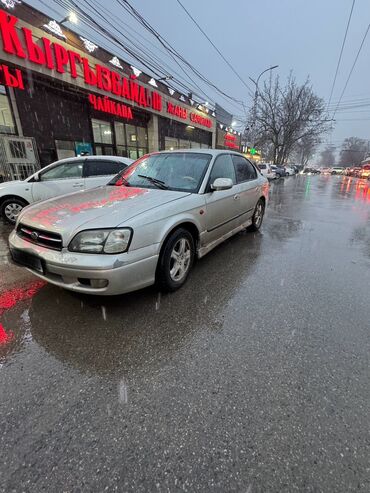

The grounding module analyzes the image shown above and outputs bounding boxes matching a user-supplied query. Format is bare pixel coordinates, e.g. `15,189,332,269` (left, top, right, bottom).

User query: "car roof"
52,155,133,165
152,149,244,157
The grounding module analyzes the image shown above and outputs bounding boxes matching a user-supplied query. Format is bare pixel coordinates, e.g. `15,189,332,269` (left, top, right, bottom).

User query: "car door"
83,159,127,189
203,154,243,244
32,160,85,202
231,155,261,223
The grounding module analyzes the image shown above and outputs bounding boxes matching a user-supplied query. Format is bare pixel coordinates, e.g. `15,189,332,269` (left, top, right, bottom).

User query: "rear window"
259,164,267,169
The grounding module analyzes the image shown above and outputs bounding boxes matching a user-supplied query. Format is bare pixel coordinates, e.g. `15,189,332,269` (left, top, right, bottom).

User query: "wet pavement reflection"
1,175,370,492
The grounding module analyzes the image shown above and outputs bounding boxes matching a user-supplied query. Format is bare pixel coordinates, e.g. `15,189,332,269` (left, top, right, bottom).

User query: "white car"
258,163,276,180
284,166,295,176
0,155,133,223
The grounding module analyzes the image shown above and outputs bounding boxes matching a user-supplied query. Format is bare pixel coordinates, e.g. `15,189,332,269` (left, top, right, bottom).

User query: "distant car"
10,150,269,296
360,165,370,179
331,166,344,175
0,156,133,224
271,165,287,178
284,166,295,176
320,167,332,174
302,167,320,175
258,163,276,180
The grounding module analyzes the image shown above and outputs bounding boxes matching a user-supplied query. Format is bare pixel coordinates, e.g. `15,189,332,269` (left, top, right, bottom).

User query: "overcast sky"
29,0,370,153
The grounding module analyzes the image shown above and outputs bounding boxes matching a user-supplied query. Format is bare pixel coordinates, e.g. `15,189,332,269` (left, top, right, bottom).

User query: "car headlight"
69,228,132,254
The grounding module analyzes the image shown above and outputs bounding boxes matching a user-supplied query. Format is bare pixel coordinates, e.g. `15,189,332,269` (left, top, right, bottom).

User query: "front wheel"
248,199,265,232
1,197,27,224
156,228,195,292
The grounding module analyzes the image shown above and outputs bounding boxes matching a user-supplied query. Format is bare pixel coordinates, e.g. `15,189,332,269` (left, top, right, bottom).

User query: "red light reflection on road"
0,280,45,347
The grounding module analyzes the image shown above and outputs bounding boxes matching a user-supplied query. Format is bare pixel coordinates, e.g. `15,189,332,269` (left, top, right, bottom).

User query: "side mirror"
211,177,233,191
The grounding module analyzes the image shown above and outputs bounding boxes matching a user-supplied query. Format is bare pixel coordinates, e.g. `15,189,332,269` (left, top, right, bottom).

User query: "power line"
332,23,370,119
326,0,356,112
115,0,245,105
175,0,253,95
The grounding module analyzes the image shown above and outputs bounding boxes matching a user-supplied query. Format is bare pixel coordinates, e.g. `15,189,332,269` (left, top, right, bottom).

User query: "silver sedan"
9,150,269,295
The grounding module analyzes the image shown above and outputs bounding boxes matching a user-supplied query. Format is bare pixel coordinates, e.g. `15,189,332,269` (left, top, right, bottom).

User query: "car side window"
40,162,83,181
232,155,257,183
208,154,236,190
84,160,126,177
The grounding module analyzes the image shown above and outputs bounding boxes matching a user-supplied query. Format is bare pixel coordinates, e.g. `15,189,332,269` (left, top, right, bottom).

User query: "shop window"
128,148,138,160
136,126,147,147
117,146,128,157
179,139,190,149
92,119,113,144
138,148,146,158
0,86,16,134
115,122,126,146
165,137,179,151
126,124,137,145
190,141,201,149
55,140,76,160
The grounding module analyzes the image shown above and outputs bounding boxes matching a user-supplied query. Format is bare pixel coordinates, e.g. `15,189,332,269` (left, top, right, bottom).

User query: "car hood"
18,185,190,236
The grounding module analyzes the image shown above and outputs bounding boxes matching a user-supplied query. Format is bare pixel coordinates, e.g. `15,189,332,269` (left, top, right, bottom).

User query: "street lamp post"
249,65,279,124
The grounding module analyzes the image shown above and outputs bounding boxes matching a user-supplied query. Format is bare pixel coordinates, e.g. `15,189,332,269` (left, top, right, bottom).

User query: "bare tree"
292,135,320,166
248,74,330,164
338,137,369,166
319,146,336,166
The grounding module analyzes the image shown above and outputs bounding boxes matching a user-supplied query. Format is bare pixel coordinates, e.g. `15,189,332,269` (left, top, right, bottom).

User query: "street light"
60,12,78,25
249,65,279,123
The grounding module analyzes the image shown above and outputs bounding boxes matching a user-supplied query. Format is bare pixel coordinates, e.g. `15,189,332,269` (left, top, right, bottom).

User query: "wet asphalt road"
1,175,370,492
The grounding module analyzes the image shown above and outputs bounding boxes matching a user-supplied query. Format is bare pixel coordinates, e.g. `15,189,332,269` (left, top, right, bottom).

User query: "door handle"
233,194,240,200
73,183,83,188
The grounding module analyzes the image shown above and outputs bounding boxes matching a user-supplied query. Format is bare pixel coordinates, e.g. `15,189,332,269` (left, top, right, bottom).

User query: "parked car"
302,167,320,175
9,150,269,296
360,165,370,179
271,165,287,178
331,166,345,175
258,163,276,180
320,167,332,174
284,166,295,176
0,156,133,224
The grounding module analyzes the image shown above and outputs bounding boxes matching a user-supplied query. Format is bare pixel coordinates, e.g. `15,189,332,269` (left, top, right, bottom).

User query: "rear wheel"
1,197,27,224
248,199,265,232
157,228,195,292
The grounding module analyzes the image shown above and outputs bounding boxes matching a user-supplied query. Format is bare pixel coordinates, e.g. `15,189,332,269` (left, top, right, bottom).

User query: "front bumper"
9,230,159,296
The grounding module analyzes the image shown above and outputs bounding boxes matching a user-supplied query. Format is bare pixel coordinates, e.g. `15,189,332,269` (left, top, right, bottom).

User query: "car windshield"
110,152,212,192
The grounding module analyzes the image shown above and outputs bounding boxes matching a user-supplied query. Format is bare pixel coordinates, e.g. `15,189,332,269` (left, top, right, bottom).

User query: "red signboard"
0,9,162,110
0,62,23,88
190,113,212,128
167,102,187,119
224,133,239,149
88,94,133,119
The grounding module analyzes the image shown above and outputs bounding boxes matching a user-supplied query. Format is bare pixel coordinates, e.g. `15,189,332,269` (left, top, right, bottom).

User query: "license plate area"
11,248,45,274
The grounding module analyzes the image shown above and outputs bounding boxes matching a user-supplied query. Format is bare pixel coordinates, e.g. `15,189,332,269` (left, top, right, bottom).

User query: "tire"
1,197,27,224
248,199,265,232
157,228,195,292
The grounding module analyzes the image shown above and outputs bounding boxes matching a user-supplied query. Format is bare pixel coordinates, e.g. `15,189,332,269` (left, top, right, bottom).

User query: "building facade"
0,2,216,171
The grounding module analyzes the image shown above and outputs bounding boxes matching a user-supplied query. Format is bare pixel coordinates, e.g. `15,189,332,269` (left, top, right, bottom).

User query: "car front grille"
17,224,63,251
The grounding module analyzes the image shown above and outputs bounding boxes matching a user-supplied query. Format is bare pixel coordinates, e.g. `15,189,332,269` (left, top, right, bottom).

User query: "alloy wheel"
4,203,23,222
169,238,191,282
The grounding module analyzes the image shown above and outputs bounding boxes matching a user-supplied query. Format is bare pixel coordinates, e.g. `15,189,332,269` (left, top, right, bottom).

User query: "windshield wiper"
138,174,168,189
